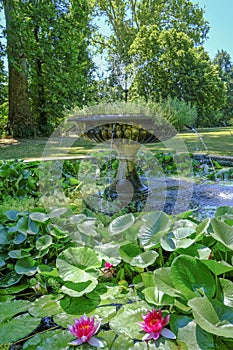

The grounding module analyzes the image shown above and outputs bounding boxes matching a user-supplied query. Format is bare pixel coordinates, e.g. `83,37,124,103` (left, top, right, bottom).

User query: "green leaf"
171,255,215,300
35,235,53,250
49,207,67,218
57,247,101,284
61,280,98,297
211,218,233,250
154,267,181,297
109,213,135,234
219,278,233,307
138,211,170,246
110,301,150,340
0,300,31,323
5,210,18,221
188,297,233,338
201,260,233,276
29,212,49,222
20,329,73,350
60,295,100,315
77,221,98,236
143,286,175,306
0,271,22,287
15,257,37,276
29,295,63,317
0,227,8,244
130,250,159,268
170,315,214,350
13,232,27,244
16,216,29,233
119,243,142,263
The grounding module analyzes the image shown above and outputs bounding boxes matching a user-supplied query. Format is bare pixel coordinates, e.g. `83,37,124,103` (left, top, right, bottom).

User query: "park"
0,1,233,349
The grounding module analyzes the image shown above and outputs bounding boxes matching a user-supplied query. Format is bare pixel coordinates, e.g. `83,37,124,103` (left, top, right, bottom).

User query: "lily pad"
188,297,233,338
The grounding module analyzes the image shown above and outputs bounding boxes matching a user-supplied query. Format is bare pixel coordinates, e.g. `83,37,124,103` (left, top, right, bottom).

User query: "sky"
195,0,233,59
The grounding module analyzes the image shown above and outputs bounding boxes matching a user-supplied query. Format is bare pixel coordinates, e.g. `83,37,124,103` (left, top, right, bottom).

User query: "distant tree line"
0,0,232,137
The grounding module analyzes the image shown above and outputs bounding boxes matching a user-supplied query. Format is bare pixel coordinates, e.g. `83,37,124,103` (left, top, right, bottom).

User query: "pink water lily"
138,309,176,341
68,314,104,347
104,262,113,269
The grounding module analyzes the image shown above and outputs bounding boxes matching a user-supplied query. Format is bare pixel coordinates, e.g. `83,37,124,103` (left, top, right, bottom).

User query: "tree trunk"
3,0,34,138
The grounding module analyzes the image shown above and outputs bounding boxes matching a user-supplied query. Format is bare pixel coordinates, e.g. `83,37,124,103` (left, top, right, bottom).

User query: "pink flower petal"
88,336,105,347
161,328,176,339
68,339,83,345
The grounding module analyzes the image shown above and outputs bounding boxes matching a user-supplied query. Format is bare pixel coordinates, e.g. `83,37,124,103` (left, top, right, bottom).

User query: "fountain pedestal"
103,143,149,211
68,113,176,214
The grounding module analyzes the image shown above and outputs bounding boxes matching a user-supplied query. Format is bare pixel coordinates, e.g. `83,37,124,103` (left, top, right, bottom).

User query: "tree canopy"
0,0,232,135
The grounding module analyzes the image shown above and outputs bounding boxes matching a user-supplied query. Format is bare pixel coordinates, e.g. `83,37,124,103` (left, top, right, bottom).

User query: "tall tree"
130,27,226,125
94,0,226,125
213,50,233,125
3,0,34,137
2,0,95,137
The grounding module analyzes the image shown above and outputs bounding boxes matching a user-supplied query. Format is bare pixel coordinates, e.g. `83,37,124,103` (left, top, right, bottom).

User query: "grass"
0,126,232,161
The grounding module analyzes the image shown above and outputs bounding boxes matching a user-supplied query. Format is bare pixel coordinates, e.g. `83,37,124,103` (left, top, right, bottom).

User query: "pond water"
146,177,233,218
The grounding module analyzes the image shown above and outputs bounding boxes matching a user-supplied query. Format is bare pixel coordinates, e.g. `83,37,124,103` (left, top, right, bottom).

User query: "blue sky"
195,0,233,59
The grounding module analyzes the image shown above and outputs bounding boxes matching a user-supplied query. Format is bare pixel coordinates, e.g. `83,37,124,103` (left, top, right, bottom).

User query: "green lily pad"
188,296,233,338
29,295,63,317
171,255,215,300
109,213,135,234
0,314,40,344
22,329,73,350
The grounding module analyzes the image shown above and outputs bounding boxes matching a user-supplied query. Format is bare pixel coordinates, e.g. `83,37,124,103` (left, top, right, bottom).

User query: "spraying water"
185,125,217,181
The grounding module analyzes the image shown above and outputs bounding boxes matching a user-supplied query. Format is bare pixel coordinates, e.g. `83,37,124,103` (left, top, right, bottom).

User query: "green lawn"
0,127,232,161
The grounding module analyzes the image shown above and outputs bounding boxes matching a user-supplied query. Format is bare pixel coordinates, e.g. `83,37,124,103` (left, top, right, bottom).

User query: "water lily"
68,314,104,347
104,262,113,269
138,309,176,341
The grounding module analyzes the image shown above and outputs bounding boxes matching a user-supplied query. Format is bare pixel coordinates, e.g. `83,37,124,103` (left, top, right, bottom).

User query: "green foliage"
0,204,233,348
2,0,95,135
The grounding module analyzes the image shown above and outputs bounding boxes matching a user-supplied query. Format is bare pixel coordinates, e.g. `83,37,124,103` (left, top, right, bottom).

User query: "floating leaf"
138,211,170,246
0,300,31,323
5,210,19,221
70,214,86,224
19,329,73,350
188,297,233,338
154,267,181,298
61,280,97,297
143,286,175,306
29,295,63,317
110,301,149,340
57,247,101,285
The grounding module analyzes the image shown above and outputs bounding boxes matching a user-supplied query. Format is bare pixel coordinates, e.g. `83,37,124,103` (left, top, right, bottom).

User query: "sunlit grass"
0,127,232,160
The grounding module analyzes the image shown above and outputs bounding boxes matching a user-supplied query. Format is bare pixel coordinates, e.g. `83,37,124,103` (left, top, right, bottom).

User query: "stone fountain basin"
68,114,177,144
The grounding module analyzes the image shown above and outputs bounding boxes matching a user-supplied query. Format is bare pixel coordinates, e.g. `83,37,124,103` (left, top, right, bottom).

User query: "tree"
2,0,95,137
130,27,226,125
3,0,34,137
213,50,233,125
94,0,226,125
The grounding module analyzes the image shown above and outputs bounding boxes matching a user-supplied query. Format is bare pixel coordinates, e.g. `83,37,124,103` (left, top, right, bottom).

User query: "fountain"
67,103,177,214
